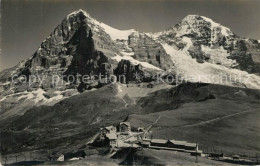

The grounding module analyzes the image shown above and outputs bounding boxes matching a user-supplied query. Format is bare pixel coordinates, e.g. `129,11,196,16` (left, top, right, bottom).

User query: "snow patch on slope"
201,45,237,68
112,53,163,71
1,89,78,105
95,22,135,40
161,42,260,89
201,16,232,36
68,9,135,41
0,81,11,86
181,36,193,49
121,51,134,56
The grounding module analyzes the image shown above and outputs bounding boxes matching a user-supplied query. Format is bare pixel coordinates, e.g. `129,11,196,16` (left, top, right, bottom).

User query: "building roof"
106,133,117,140
169,140,196,147
169,140,187,145
232,155,240,158
185,142,197,147
142,141,151,145
100,128,109,131
151,139,168,144
105,126,116,131
138,127,144,131
120,122,130,126
100,126,116,131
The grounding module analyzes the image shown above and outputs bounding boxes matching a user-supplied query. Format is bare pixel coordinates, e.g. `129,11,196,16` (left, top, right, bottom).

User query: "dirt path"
178,108,259,128
87,133,100,144
146,115,161,131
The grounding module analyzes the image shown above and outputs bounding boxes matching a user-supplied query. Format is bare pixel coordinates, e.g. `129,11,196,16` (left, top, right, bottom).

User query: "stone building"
100,126,116,141
118,122,131,135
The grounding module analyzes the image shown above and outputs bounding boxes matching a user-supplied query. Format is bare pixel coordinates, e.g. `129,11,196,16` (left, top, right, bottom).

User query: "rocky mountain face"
151,15,260,73
127,32,173,70
1,9,260,120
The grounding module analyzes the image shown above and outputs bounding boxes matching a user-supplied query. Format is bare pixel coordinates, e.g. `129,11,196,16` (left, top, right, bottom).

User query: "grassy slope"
1,82,260,161
128,83,260,155
0,84,131,155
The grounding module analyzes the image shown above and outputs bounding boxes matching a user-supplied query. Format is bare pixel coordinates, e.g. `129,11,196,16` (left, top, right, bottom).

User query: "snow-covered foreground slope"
0,88,79,120
0,88,78,105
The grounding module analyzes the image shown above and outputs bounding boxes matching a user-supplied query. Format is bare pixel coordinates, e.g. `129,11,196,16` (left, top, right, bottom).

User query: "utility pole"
195,142,198,163
5,157,7,165
256,153,259,164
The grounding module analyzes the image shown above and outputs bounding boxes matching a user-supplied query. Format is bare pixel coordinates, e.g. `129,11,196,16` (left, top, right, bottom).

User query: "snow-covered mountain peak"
200,16,233,36
1,10,260,92
181,15,227,27
67,9,91,19
150,15,234,39
178,15,232,36
181,14,200,21
67,9,136,41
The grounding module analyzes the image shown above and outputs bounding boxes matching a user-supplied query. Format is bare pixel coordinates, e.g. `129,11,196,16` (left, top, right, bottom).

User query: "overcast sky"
1,0,260,71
